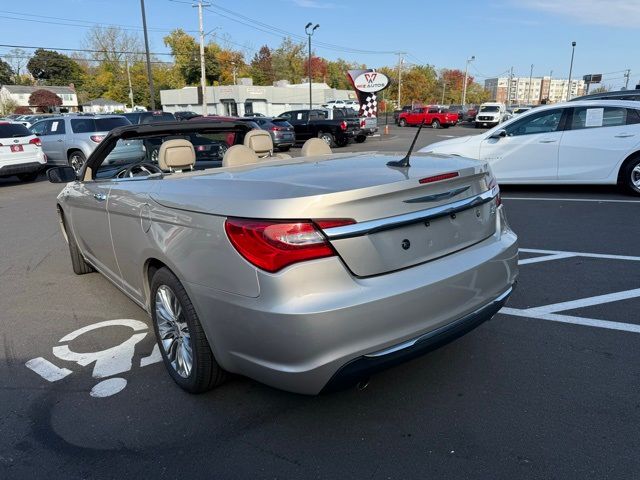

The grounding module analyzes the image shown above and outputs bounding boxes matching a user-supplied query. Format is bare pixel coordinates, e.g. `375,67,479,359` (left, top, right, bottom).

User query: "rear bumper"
0,161,45,176
188,207,518,395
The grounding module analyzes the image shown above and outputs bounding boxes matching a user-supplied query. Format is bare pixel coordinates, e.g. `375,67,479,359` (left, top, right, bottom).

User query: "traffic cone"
384,124,389,135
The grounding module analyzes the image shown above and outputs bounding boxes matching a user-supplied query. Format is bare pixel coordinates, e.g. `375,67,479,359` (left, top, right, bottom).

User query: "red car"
397,106,458,129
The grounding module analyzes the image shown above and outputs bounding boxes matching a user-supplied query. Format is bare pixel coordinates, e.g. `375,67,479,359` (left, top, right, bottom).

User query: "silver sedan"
47,121,518,395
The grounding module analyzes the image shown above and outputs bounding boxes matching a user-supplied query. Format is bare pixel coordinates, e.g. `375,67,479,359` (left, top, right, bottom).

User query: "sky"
0,0,638,89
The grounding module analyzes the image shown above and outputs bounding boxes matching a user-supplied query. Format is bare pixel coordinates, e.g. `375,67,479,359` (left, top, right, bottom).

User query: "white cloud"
291,0,338,8
517,0,640,28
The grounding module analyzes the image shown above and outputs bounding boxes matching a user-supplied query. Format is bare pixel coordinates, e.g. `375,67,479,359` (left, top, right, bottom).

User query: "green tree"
271,38,305,83
0,59,13,84
250,46,274,85
164,29,220,85
26,49,84,87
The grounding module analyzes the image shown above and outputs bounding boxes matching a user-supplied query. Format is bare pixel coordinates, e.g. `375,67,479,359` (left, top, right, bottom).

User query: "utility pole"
140,0,155,110
126,59,134,110
396,52,405,108
624,69,631,89
305,23,320,110
506,66,513,106
567,41,576,101
461,55,475,107
527,64,534,104
194,0,211,116
441,80,446,105
232,62,237,85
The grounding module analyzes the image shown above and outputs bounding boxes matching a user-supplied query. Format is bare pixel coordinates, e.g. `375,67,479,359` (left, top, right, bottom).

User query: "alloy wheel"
155,285,193,378
632,164,640,189
70,154,84,174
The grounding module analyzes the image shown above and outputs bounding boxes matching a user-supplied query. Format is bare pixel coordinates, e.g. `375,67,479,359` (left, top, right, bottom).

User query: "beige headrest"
158,139,195,171
222,145,259,167
301,138,332,156
244,129,273,157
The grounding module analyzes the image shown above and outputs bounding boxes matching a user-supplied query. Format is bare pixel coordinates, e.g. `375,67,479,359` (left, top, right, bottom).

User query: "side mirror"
47,166,77,183
489,129,507,139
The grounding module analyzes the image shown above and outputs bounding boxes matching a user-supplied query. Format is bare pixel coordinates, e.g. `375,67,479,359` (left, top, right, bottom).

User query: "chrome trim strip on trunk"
364,287,513,358
323,187,498,240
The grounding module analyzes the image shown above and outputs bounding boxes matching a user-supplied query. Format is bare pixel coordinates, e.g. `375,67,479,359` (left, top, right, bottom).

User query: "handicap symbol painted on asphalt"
25,319,162,398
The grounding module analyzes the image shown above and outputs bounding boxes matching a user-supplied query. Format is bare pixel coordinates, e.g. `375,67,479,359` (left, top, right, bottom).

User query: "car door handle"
93,193,107,201
539,139,557,143
614,133,635,138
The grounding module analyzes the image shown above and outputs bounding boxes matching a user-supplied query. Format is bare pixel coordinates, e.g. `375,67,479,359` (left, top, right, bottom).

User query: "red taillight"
225,219,338,272
196,145,207,151
29,137,41,146
419,172,459,184
360,120,366,127
340,121,347,131
90,135,105,143
270,126,283,131
314,218,356,230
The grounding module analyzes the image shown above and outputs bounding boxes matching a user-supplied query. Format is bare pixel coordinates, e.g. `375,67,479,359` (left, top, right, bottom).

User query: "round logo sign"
353,72,389,93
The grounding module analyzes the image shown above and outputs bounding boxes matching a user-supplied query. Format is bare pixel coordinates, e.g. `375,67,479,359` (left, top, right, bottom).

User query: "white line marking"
500,307,640,334
519,252,576,265
90,378,128,398
524,288,640,315
519,248,640,262
25,357,72,382
140,344,162,367
437,135,456,138
59,319,147,342
502,196,640,204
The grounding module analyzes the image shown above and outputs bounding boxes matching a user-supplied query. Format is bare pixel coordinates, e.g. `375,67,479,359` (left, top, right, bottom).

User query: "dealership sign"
353,72,389,93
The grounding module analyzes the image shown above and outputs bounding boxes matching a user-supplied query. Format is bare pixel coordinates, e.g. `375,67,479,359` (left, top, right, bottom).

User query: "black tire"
17,171,39,182
318,131,335,148
68,150,86,174
431,119,441,129
621,155,640,196
278,146,291,152
354,135,367,143
335,136,349,148
442,124,450,129
474,123,480,129
63,216,94,275
150,267,225,393
398,118,407,127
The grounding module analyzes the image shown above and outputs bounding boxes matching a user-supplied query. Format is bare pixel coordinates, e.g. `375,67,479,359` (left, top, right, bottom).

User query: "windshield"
480,106,500,112
0,123,31,138
141,112,175,124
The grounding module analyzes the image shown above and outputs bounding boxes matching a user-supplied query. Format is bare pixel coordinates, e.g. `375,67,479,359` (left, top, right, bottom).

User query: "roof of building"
2,85,76,95
83,97,125,106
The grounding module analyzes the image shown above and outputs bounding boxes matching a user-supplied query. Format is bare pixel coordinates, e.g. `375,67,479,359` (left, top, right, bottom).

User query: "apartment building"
484,76,586,105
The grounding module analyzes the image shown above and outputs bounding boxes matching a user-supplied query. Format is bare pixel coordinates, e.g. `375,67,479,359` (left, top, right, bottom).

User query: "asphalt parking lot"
2,123,640,479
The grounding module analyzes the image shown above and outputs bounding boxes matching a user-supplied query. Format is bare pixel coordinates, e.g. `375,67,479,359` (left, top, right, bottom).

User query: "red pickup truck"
397,106,458,128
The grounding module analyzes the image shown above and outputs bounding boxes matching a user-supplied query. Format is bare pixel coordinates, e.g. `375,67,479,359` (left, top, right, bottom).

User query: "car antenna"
386,118,426,168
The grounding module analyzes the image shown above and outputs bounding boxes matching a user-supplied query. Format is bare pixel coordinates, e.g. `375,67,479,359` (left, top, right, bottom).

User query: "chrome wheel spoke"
154,284,193,379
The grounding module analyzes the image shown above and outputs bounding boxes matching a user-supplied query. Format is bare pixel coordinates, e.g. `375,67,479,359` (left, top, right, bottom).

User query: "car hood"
149,152,488,221
419,135,475,152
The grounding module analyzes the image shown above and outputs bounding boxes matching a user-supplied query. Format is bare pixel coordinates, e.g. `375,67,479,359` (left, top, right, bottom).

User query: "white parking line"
502,196,640,204
519,252,576,265
501,307,640,334
525,288,640,315
520,248,640,262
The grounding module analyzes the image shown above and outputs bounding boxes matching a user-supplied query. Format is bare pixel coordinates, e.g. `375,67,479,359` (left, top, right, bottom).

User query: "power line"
0,43,175,57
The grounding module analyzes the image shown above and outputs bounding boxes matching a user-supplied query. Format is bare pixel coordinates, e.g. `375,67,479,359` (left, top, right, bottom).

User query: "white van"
475,102,507,128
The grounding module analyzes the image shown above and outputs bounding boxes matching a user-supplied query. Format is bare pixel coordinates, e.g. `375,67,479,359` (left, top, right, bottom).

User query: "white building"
82,97,126,113
484,76,586,105
0,85,79,112
160,80,357,117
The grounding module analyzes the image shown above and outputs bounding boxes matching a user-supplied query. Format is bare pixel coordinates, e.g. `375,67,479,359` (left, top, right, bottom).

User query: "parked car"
278,109,360,147
397,106,458,128
322,107,374,143
511,106,532,116
0,122,47,182
46,120,518,394
393,105,413,124
122,111,176,124
571,88,640,102
174,111,201,122
447,105,468,122
29,115,135,173
245,117,296,151
243,112,266,117
475,102,508,128
344,100,360,111
420,100,640,195
324,100,348,109
466,106,479,122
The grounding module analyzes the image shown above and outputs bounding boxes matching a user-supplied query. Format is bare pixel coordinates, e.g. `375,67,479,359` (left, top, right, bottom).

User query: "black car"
244,117,296,151
122,111,176,124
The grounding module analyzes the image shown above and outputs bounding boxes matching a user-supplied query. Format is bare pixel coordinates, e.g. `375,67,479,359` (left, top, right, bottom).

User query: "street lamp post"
305,22,319,110
527,64,534,104
461,55,475,107
567,41,576,101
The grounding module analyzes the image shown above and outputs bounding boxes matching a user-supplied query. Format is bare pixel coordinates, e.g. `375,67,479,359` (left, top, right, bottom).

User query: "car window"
428,108,438,114
504,109,564,136
141,112,175,124
480,106,500,112
123,113,141,124
48,119,66,135
569,107,635,130
72,117,129,133
30,121,48,136
0,123,32,138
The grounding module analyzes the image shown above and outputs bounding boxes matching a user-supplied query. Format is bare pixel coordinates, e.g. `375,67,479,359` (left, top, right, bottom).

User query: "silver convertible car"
47,121,518,395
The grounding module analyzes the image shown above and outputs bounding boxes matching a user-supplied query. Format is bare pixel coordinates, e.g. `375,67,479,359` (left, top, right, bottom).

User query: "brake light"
225,219,340,272
270,126,283,131
340,121,347,131
29,137,41,146
419,172,459,184
196,145,206,151
90,135,105,143
314,218,355,230
488,176,502,206
360,120,366,127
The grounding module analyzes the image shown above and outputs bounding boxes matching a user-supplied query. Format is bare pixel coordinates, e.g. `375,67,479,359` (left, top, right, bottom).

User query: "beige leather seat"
158,139,195,172
301,138,332,156
244,129,292,160
222,145,259,167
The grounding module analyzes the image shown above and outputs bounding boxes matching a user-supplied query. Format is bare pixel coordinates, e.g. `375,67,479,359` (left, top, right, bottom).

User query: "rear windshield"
271,119,292,127
0,123,31,138
123,113,141,124
141,112,175,124
71,117,130,133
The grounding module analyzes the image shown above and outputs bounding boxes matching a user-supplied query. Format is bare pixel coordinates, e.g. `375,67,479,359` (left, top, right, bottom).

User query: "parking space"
1,137,640,478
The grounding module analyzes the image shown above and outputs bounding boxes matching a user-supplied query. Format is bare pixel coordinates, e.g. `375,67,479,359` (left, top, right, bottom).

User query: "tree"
271,38,305,83
250,46,274,85
26,49,84,87
0,59,12,84
326,59,362,90
164,29,220,85
5,48,28,83
28,89,62,112
14,106,31,115
303,56,328,82
590,85,610,94
0,96,18,115
84,26,143,67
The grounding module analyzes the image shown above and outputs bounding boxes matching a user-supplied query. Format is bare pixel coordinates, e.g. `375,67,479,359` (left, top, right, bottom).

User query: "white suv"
475,102,507,128
0,122,46,182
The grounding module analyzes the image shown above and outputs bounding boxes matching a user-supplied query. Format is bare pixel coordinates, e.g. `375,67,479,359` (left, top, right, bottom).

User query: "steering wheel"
117,162,163,179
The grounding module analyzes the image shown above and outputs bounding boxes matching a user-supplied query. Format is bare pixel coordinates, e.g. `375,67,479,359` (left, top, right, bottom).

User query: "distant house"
82,98,126,113
0,85,78,112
